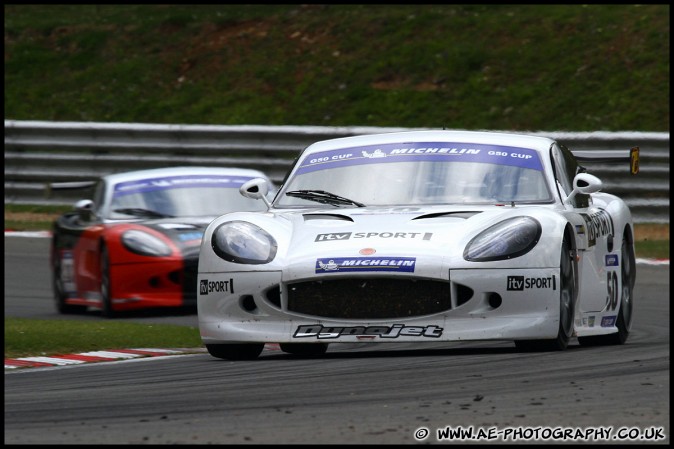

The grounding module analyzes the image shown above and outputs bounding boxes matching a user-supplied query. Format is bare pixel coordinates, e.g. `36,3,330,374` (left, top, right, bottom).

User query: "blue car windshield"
275,142,553,207
108,175,267,219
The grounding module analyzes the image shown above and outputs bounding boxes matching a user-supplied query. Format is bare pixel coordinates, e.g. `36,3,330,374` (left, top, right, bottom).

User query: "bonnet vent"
303,213,354,222
412,211,482,220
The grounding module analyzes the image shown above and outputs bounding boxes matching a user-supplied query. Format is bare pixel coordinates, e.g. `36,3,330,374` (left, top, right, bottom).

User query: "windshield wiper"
113,208,175,218
285,190,365,207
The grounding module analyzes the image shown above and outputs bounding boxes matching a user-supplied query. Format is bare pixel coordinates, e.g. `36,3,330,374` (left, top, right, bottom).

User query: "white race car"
197,130,639,360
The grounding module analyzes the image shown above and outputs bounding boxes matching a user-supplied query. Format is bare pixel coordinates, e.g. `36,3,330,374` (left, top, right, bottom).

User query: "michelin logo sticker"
296,142,544,175
605,254,619,266
315,257,416,273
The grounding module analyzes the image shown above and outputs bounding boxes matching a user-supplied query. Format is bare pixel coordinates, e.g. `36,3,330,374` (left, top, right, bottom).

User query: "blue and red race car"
50,166,273,317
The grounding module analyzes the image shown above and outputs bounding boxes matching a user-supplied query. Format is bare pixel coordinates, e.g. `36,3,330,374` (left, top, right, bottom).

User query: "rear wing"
572,146,639,175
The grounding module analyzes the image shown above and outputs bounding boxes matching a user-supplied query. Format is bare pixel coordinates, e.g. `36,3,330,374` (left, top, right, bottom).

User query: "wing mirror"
240,178,272,209
74,199,94,222
565,173,602,205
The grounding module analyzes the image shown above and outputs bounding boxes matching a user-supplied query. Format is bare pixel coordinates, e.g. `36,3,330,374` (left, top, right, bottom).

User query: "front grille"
286,278,451,319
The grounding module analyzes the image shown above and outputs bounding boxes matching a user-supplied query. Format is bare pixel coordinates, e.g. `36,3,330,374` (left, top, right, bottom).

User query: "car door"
551,143,612,313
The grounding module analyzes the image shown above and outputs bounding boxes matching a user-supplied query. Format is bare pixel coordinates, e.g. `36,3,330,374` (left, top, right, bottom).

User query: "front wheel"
516,236,576,352
206,343,264,360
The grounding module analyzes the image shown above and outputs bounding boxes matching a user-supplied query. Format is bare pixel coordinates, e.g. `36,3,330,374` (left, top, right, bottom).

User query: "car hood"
203,203,565,273
263,205,531,269
284,204,478,242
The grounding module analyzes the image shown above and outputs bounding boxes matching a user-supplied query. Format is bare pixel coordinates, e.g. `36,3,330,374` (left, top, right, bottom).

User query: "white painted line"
78,351,143,359
14,357,85,365
131,348,183,354
4,230,52,238
636,258,670,266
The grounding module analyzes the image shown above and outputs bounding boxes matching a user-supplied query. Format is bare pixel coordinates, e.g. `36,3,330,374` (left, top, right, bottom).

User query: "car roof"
102,166,269,184
303,130,556,154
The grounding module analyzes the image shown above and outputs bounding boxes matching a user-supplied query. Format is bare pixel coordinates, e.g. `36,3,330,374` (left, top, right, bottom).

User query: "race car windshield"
108,175,268,219
275,142,553,207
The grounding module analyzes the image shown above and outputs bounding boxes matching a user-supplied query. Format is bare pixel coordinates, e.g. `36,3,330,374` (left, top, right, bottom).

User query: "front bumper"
107,257,198,310
198,267,561,344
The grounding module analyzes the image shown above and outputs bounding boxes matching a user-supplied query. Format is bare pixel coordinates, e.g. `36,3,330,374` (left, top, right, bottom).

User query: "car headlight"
463,216,541,262
212,221,277,264
122,229,172,257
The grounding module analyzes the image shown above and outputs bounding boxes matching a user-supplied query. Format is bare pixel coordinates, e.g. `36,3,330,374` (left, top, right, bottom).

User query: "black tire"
516,236,576,352
206,343,264,360
99,244,117,318
52,246,87,314
279,343,329,356
578,237,635,346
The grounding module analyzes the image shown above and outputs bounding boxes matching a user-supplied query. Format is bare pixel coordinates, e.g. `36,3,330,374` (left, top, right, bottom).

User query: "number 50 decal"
606,271,619,311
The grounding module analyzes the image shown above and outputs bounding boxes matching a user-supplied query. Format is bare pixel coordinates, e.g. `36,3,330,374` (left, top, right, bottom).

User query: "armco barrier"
4,120,669,223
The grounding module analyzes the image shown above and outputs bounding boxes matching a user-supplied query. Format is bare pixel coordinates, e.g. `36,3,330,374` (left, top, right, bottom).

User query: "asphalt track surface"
4,235,670,444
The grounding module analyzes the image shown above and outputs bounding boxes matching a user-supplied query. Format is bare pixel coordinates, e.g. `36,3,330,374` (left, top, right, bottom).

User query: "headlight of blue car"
122,229,172,257
463,216,541,262
212,221,277,264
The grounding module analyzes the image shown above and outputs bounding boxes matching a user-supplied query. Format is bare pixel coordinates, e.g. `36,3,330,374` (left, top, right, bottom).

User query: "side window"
550,143,589,208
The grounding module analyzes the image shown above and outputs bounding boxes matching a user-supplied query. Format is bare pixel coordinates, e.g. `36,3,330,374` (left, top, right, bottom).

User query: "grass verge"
4,317,202,359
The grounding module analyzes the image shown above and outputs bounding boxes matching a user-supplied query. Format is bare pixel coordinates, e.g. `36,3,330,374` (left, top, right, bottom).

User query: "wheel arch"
563,222,578,253
621,222,637,294
563,221,580,320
